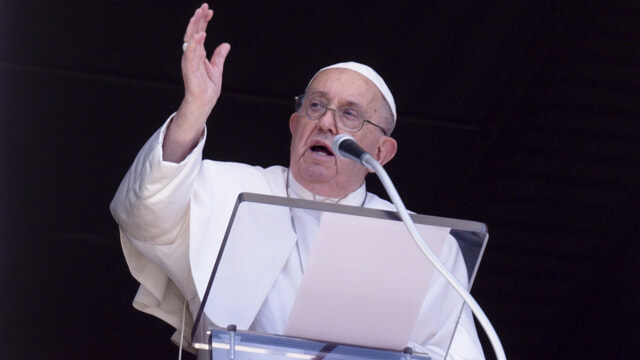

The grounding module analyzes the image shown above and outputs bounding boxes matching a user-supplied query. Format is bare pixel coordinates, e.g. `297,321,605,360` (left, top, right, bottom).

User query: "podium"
191,193,488,360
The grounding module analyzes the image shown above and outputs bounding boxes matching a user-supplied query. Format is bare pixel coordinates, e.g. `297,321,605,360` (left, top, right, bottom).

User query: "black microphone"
332,134,378,170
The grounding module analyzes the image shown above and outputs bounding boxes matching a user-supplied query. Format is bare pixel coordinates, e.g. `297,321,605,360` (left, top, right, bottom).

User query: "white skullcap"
306,61,397,123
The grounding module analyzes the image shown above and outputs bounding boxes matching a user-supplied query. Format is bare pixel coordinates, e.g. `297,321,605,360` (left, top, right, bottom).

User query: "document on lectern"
284,210,452,351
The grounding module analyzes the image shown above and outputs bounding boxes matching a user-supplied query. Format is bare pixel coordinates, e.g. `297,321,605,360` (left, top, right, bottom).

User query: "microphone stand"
361,154,507,360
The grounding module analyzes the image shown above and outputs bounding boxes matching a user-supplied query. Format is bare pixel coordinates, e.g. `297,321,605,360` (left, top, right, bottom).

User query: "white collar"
287,170,367,207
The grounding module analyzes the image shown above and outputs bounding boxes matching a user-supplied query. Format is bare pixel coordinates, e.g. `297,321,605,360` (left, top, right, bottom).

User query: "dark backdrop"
1,1,639,359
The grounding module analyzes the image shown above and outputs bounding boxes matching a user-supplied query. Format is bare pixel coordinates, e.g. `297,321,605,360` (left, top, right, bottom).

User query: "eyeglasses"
294,94,388,136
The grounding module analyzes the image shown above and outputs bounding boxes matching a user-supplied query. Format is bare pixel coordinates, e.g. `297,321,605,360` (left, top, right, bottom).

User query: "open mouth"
310,144,334,156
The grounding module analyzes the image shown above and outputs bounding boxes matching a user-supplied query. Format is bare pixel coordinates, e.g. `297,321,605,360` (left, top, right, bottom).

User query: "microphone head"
332,134,379,171
332,134,355,159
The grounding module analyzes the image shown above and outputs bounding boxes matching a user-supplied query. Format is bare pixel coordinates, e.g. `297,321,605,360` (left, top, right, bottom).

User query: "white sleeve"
109,114,206,334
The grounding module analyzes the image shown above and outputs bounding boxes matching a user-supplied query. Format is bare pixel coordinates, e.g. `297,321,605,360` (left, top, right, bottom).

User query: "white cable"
363,155,506,360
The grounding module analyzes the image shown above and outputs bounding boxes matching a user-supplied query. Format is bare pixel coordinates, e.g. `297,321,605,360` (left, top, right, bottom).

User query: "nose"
317,106,338,134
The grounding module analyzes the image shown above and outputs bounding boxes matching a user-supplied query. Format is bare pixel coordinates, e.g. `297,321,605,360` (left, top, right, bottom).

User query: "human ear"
289,113,299,135
374,136,398,168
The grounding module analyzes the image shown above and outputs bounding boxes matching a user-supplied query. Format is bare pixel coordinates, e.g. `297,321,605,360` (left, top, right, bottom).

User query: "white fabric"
110,115,484,359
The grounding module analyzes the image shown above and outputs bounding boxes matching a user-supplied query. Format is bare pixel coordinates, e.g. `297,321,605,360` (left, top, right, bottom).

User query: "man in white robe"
110,3,484,359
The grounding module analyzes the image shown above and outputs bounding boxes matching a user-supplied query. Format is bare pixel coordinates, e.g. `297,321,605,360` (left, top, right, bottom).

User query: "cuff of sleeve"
156,112,208,166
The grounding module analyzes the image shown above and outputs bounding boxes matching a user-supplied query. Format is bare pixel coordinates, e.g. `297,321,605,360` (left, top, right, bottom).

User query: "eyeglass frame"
294,94,388,136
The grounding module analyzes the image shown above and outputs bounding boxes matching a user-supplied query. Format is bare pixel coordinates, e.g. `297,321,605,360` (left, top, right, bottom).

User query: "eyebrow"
307,91,365,109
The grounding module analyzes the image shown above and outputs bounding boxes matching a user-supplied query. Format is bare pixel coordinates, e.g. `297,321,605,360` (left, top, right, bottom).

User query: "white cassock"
110,116,485,360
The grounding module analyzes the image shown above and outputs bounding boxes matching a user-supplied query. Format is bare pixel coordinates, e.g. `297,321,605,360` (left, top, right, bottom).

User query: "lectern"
191,193,488,360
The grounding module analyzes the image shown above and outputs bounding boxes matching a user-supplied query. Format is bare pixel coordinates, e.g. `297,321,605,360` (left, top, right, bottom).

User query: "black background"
1,1,639,359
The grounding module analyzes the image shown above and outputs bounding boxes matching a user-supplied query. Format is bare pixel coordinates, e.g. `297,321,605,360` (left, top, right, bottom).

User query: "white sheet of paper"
284,211,451,351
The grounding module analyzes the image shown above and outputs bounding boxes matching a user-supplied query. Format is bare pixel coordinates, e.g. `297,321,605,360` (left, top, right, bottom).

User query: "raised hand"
182,3,230,115
164,3,231,163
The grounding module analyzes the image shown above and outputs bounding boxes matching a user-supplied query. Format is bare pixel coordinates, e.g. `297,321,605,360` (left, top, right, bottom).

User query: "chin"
299,168,334,186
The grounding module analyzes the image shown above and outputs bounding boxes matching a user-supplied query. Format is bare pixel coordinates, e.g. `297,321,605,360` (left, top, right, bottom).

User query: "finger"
204,42,230,91
210,42,231,71
204,42,230,79
193,4,213,39
183,4,209,42
199,7,214,34
183,32,207,69
183,9,199,43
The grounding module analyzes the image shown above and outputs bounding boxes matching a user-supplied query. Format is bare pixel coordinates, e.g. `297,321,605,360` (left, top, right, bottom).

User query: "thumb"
210,42,231,71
